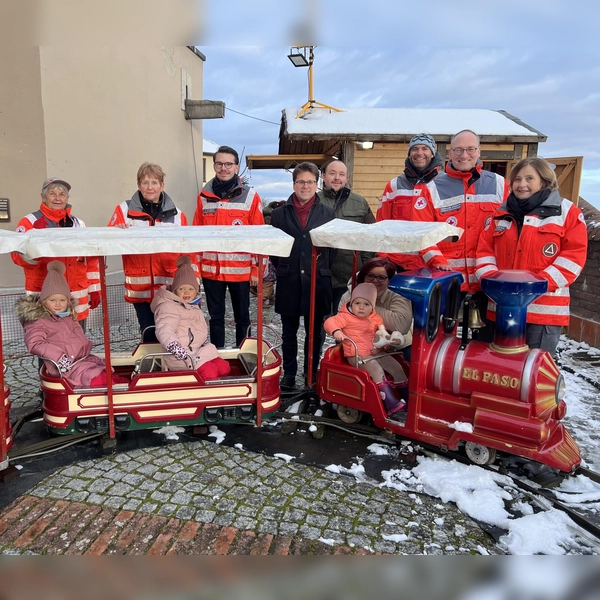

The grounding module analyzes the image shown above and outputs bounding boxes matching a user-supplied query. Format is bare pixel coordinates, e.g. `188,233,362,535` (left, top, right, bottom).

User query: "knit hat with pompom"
172,256,199,293
40,261,71,301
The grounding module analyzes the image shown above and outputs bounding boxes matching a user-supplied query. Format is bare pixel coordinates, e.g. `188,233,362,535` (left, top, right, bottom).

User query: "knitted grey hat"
408,133,436,153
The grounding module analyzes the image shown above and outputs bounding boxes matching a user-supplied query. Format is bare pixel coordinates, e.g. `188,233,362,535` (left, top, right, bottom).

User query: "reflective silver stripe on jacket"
126,276,152,284
125,289,152,298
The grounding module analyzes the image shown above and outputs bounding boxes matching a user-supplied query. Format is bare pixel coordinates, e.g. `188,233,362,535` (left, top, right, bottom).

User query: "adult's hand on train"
436,264,453,272
89,292,101,310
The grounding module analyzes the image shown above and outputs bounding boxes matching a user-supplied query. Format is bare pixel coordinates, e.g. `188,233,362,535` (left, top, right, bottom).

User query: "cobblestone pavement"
0,300,500,554
0,440,498,555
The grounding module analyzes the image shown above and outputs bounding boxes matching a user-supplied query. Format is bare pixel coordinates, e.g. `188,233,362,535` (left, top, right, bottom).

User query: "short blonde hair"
509,157,558,191
137,163,165,185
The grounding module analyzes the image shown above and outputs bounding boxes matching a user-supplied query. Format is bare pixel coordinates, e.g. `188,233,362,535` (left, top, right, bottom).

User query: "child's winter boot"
377,381,406,417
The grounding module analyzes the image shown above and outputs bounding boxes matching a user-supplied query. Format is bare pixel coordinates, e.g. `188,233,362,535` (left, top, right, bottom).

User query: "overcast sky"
197,17,599,208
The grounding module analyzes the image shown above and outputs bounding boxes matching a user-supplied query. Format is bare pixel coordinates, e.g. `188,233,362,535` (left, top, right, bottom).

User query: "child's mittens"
388,331,405,347
166,340,188,361
57,354,73,373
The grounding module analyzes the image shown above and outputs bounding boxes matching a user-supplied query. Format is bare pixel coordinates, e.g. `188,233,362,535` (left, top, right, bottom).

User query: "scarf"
211,174,240,200
292,193,316,229
404,153,443,185
506,188,553,235
139,192,164,221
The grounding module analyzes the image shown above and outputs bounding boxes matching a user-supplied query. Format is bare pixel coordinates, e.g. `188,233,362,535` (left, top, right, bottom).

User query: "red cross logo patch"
542,242,558,257
414,197,427,210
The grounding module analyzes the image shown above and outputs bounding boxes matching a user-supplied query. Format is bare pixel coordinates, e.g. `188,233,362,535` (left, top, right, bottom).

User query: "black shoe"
281,374,297,390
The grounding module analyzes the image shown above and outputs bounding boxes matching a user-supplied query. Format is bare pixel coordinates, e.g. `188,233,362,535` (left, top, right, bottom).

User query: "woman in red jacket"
475,158,588,356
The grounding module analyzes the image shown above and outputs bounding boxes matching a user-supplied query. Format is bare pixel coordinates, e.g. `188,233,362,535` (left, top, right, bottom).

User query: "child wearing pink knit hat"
151,256,231,378
324,283,407,418
15,262,128,388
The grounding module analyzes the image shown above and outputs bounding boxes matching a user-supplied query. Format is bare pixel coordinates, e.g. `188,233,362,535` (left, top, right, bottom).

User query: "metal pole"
256,254,265,426
99,257,115,438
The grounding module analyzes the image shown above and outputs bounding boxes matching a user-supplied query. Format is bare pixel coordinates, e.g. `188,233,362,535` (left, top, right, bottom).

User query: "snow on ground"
207,425,226,444
380,456,596,555
152,426,185,441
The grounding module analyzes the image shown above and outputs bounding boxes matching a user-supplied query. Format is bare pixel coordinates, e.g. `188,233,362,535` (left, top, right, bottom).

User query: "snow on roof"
283,107,543,138
203,138,221,154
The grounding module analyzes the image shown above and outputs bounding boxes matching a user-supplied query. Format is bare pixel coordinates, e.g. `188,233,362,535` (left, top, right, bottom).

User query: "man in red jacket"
193,146,264,348
414,129,509,341
376,133,443,272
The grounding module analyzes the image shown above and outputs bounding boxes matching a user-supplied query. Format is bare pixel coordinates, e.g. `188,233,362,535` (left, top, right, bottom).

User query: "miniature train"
318,268,580,472
0,222,582,473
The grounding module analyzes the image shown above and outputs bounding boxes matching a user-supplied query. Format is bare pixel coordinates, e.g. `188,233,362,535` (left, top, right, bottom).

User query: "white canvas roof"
310,220,463,253
1,220,462,259
0,226,295,259
284,107,542,138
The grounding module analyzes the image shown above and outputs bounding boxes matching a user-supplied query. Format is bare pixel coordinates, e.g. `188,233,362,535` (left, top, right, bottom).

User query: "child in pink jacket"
151,256,231,379
324,283,406,417
15,261,127,388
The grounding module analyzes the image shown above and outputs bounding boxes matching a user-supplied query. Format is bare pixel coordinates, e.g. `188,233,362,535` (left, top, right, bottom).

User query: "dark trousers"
331,287,347,316
133,302,158,343
203,278,250,348
526,324,561,358
280,313,325,380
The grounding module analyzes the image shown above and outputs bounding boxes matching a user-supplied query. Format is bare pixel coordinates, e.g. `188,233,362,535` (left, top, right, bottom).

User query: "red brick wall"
567,199,600,347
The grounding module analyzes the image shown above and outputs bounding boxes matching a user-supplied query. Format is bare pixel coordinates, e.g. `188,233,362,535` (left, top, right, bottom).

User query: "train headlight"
555,373,566,403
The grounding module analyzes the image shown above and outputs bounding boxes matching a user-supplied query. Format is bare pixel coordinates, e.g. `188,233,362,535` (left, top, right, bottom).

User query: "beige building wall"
0,46,204,288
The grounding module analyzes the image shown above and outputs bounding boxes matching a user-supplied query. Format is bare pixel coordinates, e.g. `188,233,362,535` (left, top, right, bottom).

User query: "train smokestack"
480,270,548,350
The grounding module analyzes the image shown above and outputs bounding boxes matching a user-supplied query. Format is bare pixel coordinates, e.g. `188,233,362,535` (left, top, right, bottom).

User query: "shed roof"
281,107,546,143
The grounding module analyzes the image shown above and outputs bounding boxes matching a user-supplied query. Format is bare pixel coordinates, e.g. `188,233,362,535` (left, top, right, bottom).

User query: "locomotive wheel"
336,405,362,424
464,442,497,465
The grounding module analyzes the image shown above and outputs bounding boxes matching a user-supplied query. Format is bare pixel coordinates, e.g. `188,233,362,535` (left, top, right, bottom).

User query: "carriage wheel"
464,442,497,465
336,405,362,424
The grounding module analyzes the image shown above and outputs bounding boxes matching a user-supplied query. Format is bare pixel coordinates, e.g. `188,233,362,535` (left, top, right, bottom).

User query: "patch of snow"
152,426,185,441
318,537,335,546
382,533,408,543
274,453,295,463
367,443,391,456
449,421,474,433
207,425,226,444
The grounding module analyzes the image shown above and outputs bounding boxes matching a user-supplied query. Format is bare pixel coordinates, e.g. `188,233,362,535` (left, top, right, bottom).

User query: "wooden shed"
246,107,582,213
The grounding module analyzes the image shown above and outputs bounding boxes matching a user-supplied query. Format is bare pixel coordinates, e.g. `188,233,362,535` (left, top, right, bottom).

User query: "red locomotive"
317,267,580,472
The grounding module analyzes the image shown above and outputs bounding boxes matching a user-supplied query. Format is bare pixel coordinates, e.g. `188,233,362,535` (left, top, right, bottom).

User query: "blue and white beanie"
408,133,436,154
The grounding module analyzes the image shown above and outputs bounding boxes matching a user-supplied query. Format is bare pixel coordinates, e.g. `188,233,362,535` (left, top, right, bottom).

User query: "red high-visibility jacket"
475,191,587,326
12,202,100,321
414,162,509,292
193,179,264,281
108,191,196,303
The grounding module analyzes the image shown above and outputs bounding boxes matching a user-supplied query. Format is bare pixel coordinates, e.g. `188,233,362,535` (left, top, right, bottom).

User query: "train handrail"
247,323,283,366
41,356,92,379
327,334,405,367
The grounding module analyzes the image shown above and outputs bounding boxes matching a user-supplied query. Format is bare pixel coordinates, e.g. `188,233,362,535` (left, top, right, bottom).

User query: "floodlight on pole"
287,46,343,119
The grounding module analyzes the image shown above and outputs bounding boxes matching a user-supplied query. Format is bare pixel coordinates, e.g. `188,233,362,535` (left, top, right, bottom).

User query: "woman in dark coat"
270,162,335,390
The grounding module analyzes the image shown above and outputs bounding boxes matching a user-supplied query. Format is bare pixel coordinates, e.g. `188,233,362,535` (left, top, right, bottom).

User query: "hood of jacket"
16,295,53,323
150,285,190,313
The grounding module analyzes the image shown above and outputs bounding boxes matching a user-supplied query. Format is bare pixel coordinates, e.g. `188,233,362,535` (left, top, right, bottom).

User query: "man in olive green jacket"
317,160,375,314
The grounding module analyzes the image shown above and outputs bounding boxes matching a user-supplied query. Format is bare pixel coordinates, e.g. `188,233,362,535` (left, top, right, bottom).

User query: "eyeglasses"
450,147,479,156
214,162,236,169
365,274,389,282
294,180,317,186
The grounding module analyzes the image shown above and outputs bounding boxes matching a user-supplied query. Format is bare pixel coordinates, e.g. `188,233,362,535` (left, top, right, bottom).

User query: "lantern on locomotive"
317,268,580,472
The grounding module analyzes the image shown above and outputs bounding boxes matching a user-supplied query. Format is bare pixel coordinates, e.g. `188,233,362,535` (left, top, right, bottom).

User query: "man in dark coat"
270,162,335,390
